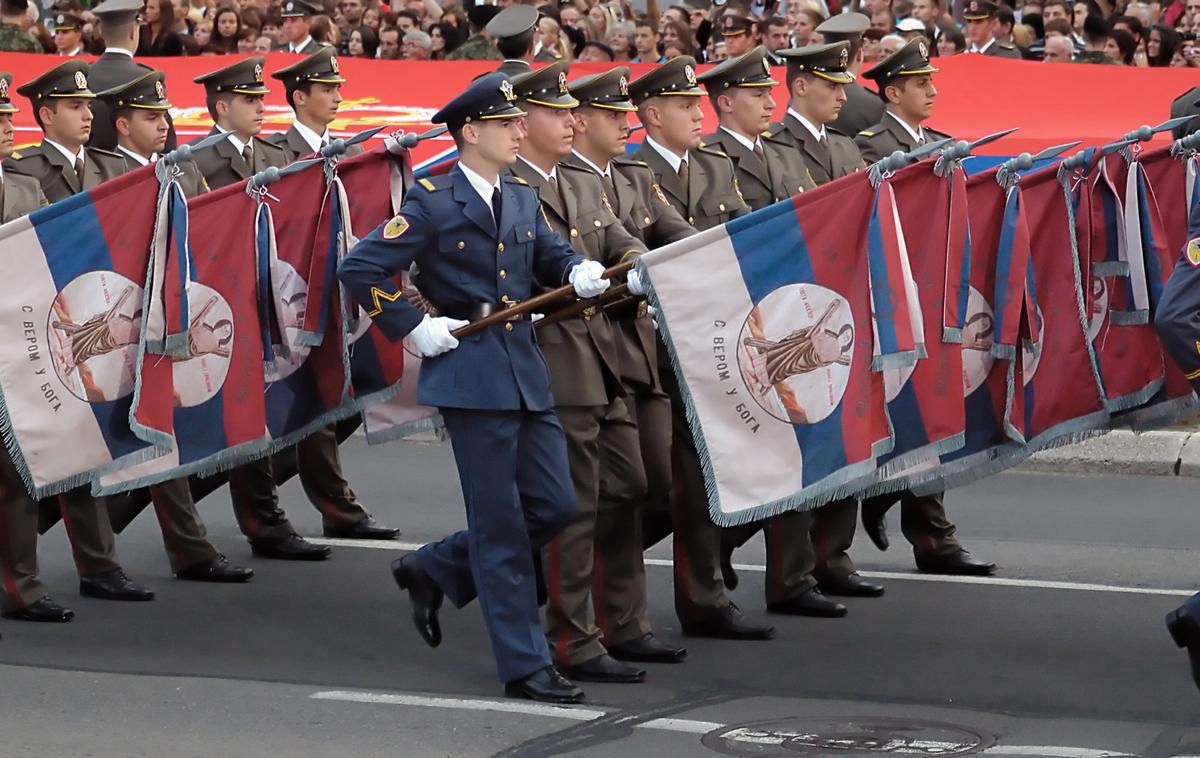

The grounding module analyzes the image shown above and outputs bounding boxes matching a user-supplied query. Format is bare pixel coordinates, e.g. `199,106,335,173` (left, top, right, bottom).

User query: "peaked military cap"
718,11,754,37
0,73,18,115
96,70,172,110
17,60,94,104
486,4,538,40
628,56,704,105
777,41,855,84
433,72,526,130
510,60,578,109
815,11,869,42
963,0,1000,19
569,66,636,111
280,0,321,18
272,47,346,89
91,0,143,26
52,10,84,30
697,46,778,90
194,56,271,95
862,36,938,83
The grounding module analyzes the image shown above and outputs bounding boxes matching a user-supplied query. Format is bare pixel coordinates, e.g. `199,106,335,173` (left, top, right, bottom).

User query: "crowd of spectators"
3,0,1198,66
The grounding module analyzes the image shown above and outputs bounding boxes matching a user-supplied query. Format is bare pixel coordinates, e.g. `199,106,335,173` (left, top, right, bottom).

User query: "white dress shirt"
288,35,314,53
787,108,827,142
117,145,155,166
102,46,134,57
516,155,558,185
457,161,502,221
645,135,687,174
571,149,610,178
215,124,249,156
886,110,926,145
969,38,996,54
720,125,762,152
291,119,330,154
43,138,85,166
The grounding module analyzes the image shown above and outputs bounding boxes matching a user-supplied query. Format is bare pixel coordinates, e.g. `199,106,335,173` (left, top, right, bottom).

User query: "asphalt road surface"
3,437,1200,758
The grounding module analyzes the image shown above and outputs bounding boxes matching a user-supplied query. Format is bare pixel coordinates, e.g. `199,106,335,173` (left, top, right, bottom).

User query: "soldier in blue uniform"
337,73,612,704
1154,198,1200,692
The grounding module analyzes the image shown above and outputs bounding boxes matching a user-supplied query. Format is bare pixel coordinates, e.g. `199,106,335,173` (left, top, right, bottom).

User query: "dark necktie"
491,185,502,228
677,159,688,185
73,157,84,185
242,145,252,169
752,141,767,167
601,173,617,215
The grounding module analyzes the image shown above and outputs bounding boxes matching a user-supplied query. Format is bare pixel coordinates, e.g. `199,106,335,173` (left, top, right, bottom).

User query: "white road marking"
309,538,1197,598
311,689,1138,756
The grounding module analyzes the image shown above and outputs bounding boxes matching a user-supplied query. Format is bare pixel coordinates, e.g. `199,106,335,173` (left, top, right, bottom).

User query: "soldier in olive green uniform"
445,3,502,61
506,63,653,684
698,46,815,210
1,66,155,623
628,58,775,642
488,6,537,78
562,66,691,666
818,13,884,140
855,39,997,577
274,0,323,54
963,0,1022,58
0,0,42,53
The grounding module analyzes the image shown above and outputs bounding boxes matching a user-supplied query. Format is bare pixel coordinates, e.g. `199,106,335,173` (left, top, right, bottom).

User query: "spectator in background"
559,5,583,30
1171,33,1198,65
1148,23,1181,65
659,4,687,32
535,15,567,60
633,15,663,61
1077,13,1114,62
911,0,947,28
994,5,1015,44
935,22,965,53
347,22,377,56
237,26,257,51
402,27,430,58
378,22,401,57
1072,0,1090,32
1111,14,1146,62
361,6,380,31
394,9,418,34
790,6,823,46
1044,29,1075,58
588,2,616,39
871,7,896,34
759,16,789,63
661,17,696,57
896,17,929,39
207,6,241,53
608,20,635,61
1105,26,1135,63
241,6,263,36
261,15,283,46
862,26,885,59
139,0,186,54
429,21,461,58
879,31,903,54
579,38,614,59
337,0,364,53
192,19,212,49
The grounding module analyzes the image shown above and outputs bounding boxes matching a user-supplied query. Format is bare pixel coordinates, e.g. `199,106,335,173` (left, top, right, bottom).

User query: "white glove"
404,314,469,358
626,269,647,297
569,260,610,299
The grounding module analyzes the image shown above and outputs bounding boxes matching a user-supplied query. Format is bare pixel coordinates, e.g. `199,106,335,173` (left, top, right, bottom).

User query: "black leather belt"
439,301,527,321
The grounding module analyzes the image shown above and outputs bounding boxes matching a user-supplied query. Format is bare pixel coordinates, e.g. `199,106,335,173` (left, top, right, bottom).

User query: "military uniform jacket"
0,172,48,223
1171,86,1200,141
854,115,951,164
831,82,885,140
337,164,584,411
274,39,322,54
979,40,1021,59
702,128,815,212
562,152,694,390
445,34,501,60
4,144,128,204
188,126,290,190
630,142,749,231
496,59,534,77
510,159,645,406
768,113,863,187
159,160,209,200
87,52,178,152
267,123,367,163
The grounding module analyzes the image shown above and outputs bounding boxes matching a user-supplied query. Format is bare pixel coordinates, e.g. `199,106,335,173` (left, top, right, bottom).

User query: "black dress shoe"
322,517,400,540
720,541,739,591
682,604,774,640
608,633,687,663
767,588,847,618
1167,600,1200,691
818,572,885,598
915,549,997,576
391,555,443,648
79,569,155,601
176,555,254,583
250,534,332,561
860,501,891,551
2,596,74,622
505,666,585,703
565,653,646,683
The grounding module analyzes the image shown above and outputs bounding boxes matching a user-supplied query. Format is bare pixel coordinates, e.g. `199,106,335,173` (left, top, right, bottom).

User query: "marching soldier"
628,57,775,641
52,10,86,56
564,66,692,665
269,48,362,161
488,5,537,78
339,73,612,703
275,0,323,55
507,63,652,684
189,57,331,561
94,71,255,584
88,0,177,154
697,46,815,209
855,39,997,577
963,0,1022,58
0,67,154,622
817,13,884,139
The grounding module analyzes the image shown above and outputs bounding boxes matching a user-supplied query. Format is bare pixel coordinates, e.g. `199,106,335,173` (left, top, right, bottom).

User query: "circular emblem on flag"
684,65,697,87
383,214,410,239
961,286,995,397
558,71,568,94
918,41,929,59
254,63,263,81
173,284,236,405
736,283,854,425
74,71,87,90
500,79,515,102
154,80,165,100
618,75,628,96
47,272,144,403
330,55,340,74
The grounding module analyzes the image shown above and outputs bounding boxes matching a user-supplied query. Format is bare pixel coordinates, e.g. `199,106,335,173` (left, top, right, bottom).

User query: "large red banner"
1,53,1195,164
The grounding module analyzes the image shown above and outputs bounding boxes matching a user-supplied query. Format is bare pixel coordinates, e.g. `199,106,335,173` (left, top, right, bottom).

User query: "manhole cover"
701,717,990,756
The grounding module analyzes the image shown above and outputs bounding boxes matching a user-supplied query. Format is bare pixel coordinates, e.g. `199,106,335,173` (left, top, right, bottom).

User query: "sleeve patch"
383,214,410,240
1188,237,1200,267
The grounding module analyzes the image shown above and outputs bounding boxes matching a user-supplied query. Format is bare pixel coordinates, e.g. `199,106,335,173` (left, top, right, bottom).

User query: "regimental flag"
643,173,910,525
0,166,165,497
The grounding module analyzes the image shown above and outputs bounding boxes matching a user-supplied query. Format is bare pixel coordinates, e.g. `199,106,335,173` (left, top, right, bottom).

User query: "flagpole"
533,284,632,329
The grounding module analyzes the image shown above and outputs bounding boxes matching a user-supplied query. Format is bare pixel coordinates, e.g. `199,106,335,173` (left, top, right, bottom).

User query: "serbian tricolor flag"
642,173,913,525
1016,163,1108,447
0,166,168,497
337,147,439,439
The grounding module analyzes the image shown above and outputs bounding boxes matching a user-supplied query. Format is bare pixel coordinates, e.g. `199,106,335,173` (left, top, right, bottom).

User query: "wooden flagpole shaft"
534,284,630,329
451,261,634,338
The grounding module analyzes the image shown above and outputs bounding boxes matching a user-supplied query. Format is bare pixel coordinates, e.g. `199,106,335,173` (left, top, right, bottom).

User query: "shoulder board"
926,127,953,141
826,127,849,138
696,143,729,158
417,178,436,191
418,174,452,191
1173,87,1200,103
998,43,1016,50
558,161,594,176
9,144,44,161
86,147,124,160
612,156,648,168
857,130,876,138
504,174,529,185
253,135,287,152
766,122,788,137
